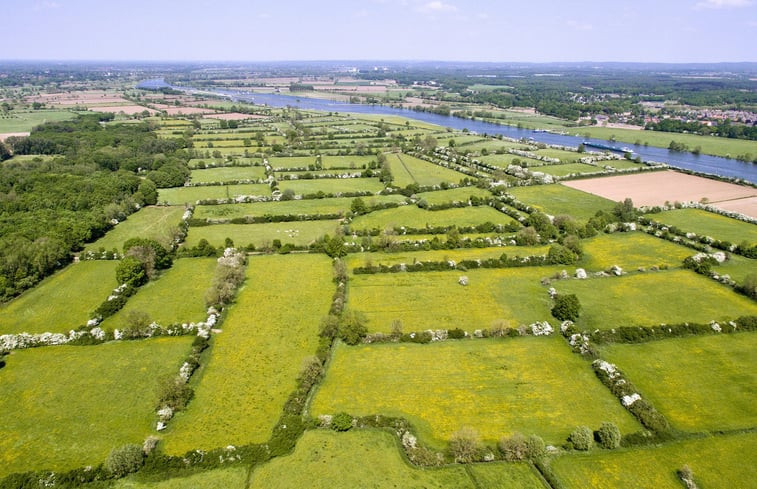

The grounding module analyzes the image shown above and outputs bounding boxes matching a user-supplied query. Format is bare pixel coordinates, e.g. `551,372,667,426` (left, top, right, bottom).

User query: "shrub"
525,434,546,460
552,294,581,322
338,310,368,345
596,421,621,449
105,444,144,477
331,412,353,431
448,328,466,339
569,426,593,451
156,375,194,411
449,426,482,463
547,244,577,265
115,256,147,286
498,432,527,461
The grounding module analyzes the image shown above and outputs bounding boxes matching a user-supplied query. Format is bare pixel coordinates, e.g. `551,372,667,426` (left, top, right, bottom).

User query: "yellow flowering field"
579,232,693,271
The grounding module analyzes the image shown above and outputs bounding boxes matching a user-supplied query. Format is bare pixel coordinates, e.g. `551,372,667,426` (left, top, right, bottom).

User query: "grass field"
385,153,469,187
163,254,333,453
552,432,757,489
194,195,406,220
555,270,757,329
0,261,118,334
268,156,317,168
534,163,604,177
278,177,385,195
647,208,757,246
249,429,544,489
479,153,543,168
508,184,616,220
311,338,639,447
100,258,217,330
713,254,757,284
600,333,757,432
189,166,266,183
158,184,271,205
321,155,377,168
579,232,693,271
115,467,248,489
0,109,76,132
84,206,186,252
348,266,559,332
184,220,340,248
0,337,192,476
350,205,516,231
416,186,492,205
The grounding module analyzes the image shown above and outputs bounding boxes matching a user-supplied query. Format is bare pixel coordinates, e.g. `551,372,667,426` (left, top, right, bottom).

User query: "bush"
331,412,353,431
525,434,546,460
498,432,527,461
105,444,144,477
552,294,581,322
338,310,368,345
547,244,577,265
449,426,482,463
156,375,194,411
115,256,147,286
448,328,466,339
596,421,621,449
569,426,593,451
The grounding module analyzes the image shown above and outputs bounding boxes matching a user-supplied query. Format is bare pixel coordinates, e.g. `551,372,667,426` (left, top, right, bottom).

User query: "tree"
338,310,368,345
350,197,368,215
577,143,585,153
104,444,144,477
552,294,581,321
115,256,147,286
596,421,621,449
515,227,539,246
569,426,593,450
122,310,152,337
547,244,577,265
498,432,527,461
0,141,11,162
331,412,353,431
449,426,482,463
613,198,637,222
137,179,158,205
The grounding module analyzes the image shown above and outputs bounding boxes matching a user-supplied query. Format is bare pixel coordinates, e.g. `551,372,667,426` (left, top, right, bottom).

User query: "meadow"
278,177,386,195
600,333,757,432
555,270,757,329
578,232,693,271
248,429,544,489
0,109,76,133
163,254,333,453
0,337,192,476
158,184,271,205
0,260,118,334
647,208,757,245
347,266,560,332
349,205,516,231
416,186,492,205
534,163,604,177
115,467,248,489
311,338,639,447
189,166,266,183
384,153,469,187
184,220,340,248
84,206,186,253
551,432,757,489
508,184,616,220
100,258,217,330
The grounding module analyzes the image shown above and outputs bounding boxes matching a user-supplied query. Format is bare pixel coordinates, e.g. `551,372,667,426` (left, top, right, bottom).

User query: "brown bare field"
711,196,757,217
204,112,266,120
88,105,156,115
160,106,216,116
562,170,757,217
0,132,29,141
26,91,127,106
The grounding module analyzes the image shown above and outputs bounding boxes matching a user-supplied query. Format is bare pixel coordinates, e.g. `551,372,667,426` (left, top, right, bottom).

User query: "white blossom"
621,393,642,406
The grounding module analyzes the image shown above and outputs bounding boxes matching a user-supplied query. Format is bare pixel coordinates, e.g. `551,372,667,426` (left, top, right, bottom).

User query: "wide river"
139,79,757,183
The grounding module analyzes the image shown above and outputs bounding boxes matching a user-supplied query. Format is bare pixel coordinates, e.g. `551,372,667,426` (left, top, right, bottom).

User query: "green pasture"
115,467,248,489
647,208,757,246
0,109,76,133
348,266,561,332
535,163,604,177
100,258,217,330
312,338,639,448
0,337,192,477
579,232,693,271
164,254,333,453
189,166,265,183
278,177,385,195
0,261,118,334
552,432,757,489
601,333,757,432
350,205,516,231
268,156,317,168
713,254,757,284
84,206,186,252
416,186,492,205
555,269,757,329
508,184,616,220
321,155,377,168
184,220,340,248
478,153,543,168
158,184,271,205
194,195,406,220
385,153,469,187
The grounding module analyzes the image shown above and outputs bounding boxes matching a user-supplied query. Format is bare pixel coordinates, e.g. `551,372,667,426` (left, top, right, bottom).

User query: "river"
138,79,757,183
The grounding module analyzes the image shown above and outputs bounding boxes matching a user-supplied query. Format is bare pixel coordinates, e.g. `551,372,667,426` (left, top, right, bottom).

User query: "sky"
3,0,757,62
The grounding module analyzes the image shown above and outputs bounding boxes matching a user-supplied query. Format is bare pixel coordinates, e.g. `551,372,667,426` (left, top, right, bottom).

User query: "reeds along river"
140,79,757,184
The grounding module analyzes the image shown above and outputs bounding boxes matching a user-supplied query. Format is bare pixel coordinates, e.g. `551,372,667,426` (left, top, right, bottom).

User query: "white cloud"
417,1,457,13
354,9,370,18
34,1,61,11
257,13,272,19
567,20,593,31
695,0,752,9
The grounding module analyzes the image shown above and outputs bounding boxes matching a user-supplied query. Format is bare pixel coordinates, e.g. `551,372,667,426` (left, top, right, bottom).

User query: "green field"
479,153,542,168
321,155,377,168
158,184,271,205
552,432,757,489
385,153,469,187
555,270,757,329
0,261,118,334
194,195,406,220
350,205,516,231
534,163,604,177
100,258,217,330
416,186,492,205
647,208,757,246
278,177,385,195
0,337,191,476
601,333,757,432
189,166,265,183
348,266,559,332
184,220,340,248
312,338,639,447
509,184,616,220
713,254,757,284
579,232,693,271
84,206,186,253
268,156,317,168
0,109,77,132
163,254,333,453
249,429,543,489
115,467,248,489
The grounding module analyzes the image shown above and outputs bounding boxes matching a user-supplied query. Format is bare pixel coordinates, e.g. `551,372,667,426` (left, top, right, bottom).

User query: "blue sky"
4,0,757,62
